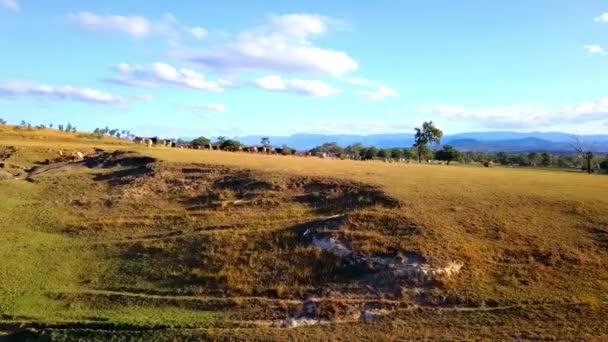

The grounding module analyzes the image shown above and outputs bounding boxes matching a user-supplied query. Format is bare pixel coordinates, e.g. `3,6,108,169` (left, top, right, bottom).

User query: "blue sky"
1,0,608,137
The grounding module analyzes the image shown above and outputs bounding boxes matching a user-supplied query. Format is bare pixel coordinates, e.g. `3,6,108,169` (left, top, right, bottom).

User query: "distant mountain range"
198,131,608,153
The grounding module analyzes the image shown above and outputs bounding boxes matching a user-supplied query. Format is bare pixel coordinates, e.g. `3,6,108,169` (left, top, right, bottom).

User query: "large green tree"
413,121,443,162
435,145,461,165
191,136,211,148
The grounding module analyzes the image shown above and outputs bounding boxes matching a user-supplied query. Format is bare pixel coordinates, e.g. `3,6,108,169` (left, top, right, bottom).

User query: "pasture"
1,127,608,340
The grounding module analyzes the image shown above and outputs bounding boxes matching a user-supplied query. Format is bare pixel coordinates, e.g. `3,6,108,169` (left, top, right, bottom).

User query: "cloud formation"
67,12,208,42
1,0,19,12
420,98,608,128
67,12,152,38
345,76,398,100
253,75,341,97
584,44,607,55
595,13,608,23
178,103,227,118
109,62,225,92
0,81,126,104
189,26,208,40
359,86,398,100
186,13,358,76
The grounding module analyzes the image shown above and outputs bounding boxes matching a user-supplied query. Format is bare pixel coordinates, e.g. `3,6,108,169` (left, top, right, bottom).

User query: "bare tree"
570,136,595,174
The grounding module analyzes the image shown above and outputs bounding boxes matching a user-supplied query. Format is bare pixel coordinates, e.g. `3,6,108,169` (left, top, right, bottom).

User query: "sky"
1,0,608,137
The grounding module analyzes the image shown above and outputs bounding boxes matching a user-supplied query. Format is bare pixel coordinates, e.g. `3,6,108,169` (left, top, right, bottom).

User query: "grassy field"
1,125,608,340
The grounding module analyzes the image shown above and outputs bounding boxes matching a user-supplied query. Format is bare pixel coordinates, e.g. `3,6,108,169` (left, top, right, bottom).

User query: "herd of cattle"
131,136,415,162
130,136,499,166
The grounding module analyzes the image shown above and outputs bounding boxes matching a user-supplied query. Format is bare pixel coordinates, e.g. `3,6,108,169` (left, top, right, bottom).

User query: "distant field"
1,127,608,340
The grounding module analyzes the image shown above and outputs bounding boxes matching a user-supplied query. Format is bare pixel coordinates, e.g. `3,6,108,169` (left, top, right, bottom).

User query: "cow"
147,138,153,148
133,137,144,144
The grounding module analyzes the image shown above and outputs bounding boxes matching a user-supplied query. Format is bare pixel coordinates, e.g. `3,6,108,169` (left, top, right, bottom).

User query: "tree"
344,143,364,156
216,136,227,145
0,118,6,125
364,146,378,160
220,139,242,151
192,136,211,148
540,152,552,167
58,124,64,132
260,137,271,148
527,152,540,167
71,127,77,133
571,136,595,174
390,148,403,159
402,148,415,161
413,121,443,162
310,142,343,155
377,149,388,159
66,122,73,132
600,156,608,172
496,151,509,165
49,123,53,128
435,145,461,165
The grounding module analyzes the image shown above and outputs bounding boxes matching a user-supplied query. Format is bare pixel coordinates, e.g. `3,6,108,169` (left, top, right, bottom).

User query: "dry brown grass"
2,127,608,340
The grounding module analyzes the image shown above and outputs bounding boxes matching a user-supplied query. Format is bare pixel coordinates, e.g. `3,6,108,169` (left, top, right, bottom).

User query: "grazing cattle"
147,139,153,148
484,161,494,168
245,146,258,153
133,137,144,144
318,152,328,159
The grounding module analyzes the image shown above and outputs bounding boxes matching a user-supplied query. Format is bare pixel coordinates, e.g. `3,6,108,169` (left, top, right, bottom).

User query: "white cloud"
67,11,209,42
584,44,607,55
253,75,340,97
359,86,398,100
594,13,608,23
1,0,19,11
420,98,608,128
67,12,152,38
186,13,358,76
109,62,225,92
179,103,227,117
0,81,126,104
189,26,208,40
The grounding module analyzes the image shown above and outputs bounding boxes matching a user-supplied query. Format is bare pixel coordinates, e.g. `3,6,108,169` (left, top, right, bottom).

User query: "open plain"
1,127,608,341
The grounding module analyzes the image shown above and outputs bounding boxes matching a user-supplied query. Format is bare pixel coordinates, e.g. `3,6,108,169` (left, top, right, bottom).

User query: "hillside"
1,128,608,340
